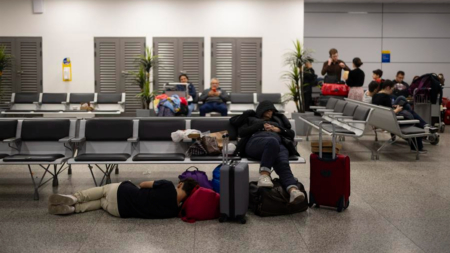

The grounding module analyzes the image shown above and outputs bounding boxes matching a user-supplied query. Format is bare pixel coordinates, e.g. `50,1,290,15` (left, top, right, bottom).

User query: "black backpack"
249,178,308,217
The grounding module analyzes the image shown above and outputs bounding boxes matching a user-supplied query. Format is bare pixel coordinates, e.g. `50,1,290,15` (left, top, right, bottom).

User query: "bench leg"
68,165,72,175
88,164,98,187
28,165,40,201
115,165,119,175
52,164,59,187
411,138,420,160
28,164,65,200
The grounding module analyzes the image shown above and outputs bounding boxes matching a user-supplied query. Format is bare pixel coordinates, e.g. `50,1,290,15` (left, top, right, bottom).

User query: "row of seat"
0,117,304,200
3,93,125,114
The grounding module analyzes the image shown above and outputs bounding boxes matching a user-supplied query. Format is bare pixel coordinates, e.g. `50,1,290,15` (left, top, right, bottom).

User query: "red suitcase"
445,110,450,125
321,83,350,97
309,123,350,212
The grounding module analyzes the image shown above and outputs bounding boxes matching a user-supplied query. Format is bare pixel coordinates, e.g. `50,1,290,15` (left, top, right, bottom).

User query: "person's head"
352,57,363,68
176,178,199,202
438,73,445,84
256,100,278,120
373,69,383,80
305,58,313,69
210,78,220,90
368,81,380,95
380,79,395,94
179,74,189,83
395,71,405,83
329,48,338,62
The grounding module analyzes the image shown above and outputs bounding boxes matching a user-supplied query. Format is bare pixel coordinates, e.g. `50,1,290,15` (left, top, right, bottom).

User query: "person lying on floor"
48,178,199,218
230,100,305,204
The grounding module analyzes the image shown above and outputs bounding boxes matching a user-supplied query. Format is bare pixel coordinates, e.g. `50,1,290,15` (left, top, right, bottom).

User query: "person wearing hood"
229,101,305,204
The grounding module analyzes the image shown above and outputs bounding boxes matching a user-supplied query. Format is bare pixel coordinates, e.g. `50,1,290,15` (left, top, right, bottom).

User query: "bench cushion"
14,93,39,103
3,154,64,162
139,119,186,141
133,153,185,161
74,153,130,161
230,93,254,104
69,93,95,103
21,120,70,141
353,107,370,121
401,126,425,135
85,119,133,141
97,93,122,104
190,155,242,161
257,93,281,103
247,155,301,161
42,93,67,104
0,154,9,159
0,120,18,141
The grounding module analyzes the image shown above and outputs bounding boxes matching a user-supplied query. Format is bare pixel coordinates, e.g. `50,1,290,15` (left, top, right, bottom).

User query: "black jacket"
346,68,365,87
229,101,299,157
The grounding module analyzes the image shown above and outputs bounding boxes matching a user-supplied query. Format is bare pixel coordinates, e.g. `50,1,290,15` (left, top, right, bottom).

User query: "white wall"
0,0,304,112
305,3,450,97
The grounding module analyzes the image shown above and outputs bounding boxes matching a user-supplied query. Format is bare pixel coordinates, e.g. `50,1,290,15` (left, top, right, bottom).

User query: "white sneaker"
257,174,274,188
49,194,78,206
48,205,75,215
289,189,305,204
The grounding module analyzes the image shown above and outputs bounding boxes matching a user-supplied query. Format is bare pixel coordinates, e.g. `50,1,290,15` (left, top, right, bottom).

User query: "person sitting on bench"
230,100,305,204
372,80,429,153
48,178,198,218
199,78,229,116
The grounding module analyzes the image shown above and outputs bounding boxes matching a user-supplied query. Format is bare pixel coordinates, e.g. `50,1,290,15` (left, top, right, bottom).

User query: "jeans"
187,103,195,116
394,96,427,127
73,183,121,217
245,133,298,191
199,102,228,116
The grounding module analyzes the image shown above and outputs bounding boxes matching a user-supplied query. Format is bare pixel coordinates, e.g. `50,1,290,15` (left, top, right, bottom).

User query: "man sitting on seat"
199,78,229,116
230,101,305,204
48,178,198,218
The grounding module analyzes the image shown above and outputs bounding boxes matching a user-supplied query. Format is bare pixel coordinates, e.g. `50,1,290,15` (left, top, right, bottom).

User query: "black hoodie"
229,101,299,157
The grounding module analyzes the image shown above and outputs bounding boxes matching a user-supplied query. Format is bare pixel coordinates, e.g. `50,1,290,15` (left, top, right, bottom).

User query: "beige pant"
74,183,121,217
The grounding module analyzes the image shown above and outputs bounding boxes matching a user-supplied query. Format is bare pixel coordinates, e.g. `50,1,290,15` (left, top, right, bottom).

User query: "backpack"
179,185,220,223
249,178,308,217
211,164,221,193
178,166,213,190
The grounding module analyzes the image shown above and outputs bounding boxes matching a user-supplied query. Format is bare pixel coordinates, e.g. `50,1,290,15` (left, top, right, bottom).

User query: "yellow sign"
62,57,72,81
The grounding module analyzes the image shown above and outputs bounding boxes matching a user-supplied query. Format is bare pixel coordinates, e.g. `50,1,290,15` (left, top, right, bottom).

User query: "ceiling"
305,0,450,3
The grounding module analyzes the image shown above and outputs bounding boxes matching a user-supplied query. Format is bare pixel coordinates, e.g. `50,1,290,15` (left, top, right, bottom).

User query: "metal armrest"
90,101,97,104
61,102,68,105
33,102,42,105
226,101,231,105
324,112,343,115
310,106,325,110
294,137,302,142
339,120,366,124
3,137,21,143
118,101,125,105
71,137,86,143
396,116,404,120
398,120,420,125
59,137,73,143
127,137,139,143
333,116,353,119
198,101,204,105
316,109,334,112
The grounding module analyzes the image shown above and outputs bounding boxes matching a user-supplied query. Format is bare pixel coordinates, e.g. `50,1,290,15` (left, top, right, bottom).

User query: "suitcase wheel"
337,196,345,213
308,191,315,208
239,216,247,224
345,199,350,209
219,214,228,223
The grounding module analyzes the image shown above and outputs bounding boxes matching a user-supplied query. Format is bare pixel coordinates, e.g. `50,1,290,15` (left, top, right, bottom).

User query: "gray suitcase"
219,134,249,224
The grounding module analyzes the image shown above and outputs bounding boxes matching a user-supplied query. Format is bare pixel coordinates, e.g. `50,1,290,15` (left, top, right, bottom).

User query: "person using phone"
392,71,410,98
198,78,229,116
321,48,350,83
372,80,428,153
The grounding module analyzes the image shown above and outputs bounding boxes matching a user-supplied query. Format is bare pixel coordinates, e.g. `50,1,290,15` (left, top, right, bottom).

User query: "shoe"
257,174,273,188
49,194,78,206
411,149,427,154
289,189,305,204
48,205,75,215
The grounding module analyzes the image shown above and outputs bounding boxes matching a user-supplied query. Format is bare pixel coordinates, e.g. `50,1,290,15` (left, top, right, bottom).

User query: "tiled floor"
1,130,449,253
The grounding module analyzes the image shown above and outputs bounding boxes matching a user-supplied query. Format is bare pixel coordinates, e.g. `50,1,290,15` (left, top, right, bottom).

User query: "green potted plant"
134,47,158,117
0,45,13,115
282,39,314,136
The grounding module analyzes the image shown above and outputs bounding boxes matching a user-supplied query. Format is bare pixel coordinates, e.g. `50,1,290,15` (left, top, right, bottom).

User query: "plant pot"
136,109,151,117
292,112,314,136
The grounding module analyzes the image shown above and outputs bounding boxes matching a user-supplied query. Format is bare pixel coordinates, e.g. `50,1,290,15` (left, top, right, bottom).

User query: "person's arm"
238,121,264,138
321,61,329,76
189,84,196,99
139,181,154,188
199,89,209,102
219,90,229,102
341,61,350,71
229,110,255,127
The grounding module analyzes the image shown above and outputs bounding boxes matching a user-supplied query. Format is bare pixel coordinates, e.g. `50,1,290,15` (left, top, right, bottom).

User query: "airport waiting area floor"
0,130,449,253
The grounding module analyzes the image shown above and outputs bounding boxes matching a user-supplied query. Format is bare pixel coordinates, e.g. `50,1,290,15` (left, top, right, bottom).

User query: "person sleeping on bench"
48,178,198,218
230,100,305,204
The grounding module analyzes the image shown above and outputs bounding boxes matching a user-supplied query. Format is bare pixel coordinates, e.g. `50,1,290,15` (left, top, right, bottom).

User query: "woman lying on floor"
48,178,198,218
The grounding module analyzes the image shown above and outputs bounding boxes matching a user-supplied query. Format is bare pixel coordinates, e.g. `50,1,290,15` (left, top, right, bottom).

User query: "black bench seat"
133,153,185,161
75,153,131,162
3,154,65,162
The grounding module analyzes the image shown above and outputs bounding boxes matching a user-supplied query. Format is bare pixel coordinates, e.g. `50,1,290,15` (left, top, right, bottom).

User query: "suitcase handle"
318,121,336,159
320,170,332,178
